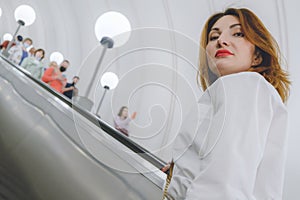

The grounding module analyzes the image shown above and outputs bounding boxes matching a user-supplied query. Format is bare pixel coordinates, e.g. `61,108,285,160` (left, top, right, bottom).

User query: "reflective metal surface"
0,58,166,199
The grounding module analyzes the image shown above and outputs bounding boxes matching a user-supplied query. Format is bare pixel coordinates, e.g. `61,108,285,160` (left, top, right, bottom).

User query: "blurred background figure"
114,106,137,136
8,37,33,65
0,35,22,52
59,60,70,73
28,46,36,57
63,76,80,99
20,48,45,79
42,61,66,93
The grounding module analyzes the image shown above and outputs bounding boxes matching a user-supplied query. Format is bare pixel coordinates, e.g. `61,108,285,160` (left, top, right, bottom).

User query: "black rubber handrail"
0,54,167,172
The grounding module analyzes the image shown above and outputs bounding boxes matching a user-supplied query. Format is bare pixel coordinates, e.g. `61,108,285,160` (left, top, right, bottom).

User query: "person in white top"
113,106,137,136
8,37,33,65
166,7,290,200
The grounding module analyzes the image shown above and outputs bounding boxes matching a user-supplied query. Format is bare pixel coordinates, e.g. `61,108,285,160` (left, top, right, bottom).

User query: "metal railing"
0,54,168,172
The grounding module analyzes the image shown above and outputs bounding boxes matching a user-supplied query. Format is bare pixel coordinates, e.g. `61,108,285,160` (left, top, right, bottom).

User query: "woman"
7,37,32,65
167,8,290,199
114,106,137,136
21,48,45,79
42,61,66,93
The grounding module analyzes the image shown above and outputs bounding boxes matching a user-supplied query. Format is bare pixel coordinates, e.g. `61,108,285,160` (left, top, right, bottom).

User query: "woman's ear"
251,51,263,66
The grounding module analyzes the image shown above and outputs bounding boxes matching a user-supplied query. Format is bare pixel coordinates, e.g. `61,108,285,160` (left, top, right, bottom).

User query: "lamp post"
2,5,36,57
84,11,131,98
95,72,119,114
84,36,114,97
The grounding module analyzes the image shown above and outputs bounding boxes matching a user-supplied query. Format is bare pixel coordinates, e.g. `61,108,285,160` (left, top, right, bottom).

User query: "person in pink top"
41,61,66,93
113,106,137,136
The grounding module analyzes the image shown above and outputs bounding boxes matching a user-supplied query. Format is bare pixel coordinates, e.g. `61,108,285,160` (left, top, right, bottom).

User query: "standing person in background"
18,38,33,65
21,48,45,79
41,61,66,93
28,47,36,57
63,76,80,99
59,60,70,73
114,106,137,136
166,7,290,200
8,37,33,65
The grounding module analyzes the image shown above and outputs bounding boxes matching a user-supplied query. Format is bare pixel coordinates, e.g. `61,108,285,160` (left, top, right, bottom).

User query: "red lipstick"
215,49,234,57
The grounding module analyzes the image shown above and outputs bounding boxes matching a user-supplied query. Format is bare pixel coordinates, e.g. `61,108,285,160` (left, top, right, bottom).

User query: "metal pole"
96,86,109,114
84,37,114,97
2,20,25,57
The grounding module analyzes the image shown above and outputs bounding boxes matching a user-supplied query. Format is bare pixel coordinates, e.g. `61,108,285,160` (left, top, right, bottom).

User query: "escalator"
0,55,169,200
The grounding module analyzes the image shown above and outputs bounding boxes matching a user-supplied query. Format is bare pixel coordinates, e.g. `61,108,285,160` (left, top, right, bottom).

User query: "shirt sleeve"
253,83,288,198
169,72,288,200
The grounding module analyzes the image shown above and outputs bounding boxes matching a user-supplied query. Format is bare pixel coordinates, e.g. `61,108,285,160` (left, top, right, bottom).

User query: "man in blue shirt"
63,76,80,99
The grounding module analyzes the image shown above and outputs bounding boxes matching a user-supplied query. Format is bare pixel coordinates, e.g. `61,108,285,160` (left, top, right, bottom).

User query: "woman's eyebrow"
211,27,219,32
230,23,241,29
211,23,241,32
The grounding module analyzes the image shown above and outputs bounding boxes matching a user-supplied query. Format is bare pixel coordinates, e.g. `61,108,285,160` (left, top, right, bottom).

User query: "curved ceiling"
0,0,290,75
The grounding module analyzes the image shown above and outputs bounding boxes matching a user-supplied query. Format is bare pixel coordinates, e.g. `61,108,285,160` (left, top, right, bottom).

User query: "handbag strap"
162,160,174,200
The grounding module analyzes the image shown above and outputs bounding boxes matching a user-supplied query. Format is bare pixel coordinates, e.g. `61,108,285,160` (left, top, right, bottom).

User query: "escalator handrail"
0,54,168,172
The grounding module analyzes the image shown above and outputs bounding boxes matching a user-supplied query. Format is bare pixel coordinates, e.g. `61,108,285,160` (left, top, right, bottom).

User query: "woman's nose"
217,37,229,47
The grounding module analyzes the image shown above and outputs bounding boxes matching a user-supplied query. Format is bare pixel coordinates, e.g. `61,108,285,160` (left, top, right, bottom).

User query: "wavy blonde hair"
198,8,290,102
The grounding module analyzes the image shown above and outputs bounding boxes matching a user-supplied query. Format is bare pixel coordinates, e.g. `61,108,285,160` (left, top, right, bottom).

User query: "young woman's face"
35,51,44,60
50,62,58,68
206,15,257,76
121,108,128,118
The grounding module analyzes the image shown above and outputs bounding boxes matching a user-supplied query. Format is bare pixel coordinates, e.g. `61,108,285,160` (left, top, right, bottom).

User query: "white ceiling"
0,0,299,199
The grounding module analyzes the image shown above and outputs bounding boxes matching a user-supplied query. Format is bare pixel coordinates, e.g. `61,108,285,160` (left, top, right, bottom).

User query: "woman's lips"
215,49,234,57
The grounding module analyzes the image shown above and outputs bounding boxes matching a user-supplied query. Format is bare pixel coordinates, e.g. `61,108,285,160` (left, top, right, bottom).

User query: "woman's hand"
161,162,171,172
131,112,137,119
55,74,65,81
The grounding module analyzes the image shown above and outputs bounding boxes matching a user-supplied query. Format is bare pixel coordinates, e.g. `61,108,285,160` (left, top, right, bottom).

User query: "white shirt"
168,72,288,200
8,43,23,65
114,116,131,131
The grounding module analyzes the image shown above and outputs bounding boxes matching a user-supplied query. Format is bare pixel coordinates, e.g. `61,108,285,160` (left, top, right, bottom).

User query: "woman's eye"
233,32,245,37
209,35,219,41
